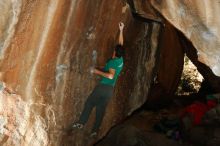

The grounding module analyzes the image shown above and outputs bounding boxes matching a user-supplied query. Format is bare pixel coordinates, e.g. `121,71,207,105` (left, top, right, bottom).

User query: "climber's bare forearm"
94,69,115,79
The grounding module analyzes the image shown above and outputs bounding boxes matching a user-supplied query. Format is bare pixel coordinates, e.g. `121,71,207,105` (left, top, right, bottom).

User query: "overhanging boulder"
150,0,220,76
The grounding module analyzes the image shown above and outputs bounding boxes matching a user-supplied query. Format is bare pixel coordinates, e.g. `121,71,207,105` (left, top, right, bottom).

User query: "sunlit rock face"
0,0,161,145
0,0,21,59
0,92,49,146
151,0,220,76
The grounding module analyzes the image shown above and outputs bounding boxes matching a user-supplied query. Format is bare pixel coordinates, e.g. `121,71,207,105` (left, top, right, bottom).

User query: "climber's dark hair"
114,44,125,58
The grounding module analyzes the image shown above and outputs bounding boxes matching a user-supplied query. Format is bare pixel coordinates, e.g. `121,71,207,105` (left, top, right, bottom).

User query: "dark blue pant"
79,84,113,132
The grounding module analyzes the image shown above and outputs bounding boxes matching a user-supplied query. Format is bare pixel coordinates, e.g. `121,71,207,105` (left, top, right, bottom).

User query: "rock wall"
2,0,219,145
151,21,184,97
129,0,185,101
150,0,220,77
178,31,220,92
0,0,161,145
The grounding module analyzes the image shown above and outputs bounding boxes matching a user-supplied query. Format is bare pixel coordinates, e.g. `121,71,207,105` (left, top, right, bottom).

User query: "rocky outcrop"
1,0,220,145
148,21,184,101
0,0,161,145
177,32,220,93
150,0,220,77
126,0,185,106
141,0,220,98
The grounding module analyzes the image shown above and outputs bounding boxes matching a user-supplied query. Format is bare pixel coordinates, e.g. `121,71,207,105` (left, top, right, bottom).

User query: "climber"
71,22,125,137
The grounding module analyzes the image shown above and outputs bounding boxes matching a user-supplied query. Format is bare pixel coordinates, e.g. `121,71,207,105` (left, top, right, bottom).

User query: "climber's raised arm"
118,22,124,46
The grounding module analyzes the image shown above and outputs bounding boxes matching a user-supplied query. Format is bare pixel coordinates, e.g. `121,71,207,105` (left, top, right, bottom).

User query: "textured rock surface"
151,21,184,97
127,0,185,104
151,0,220,76
179,32,220,92
0,0,161,145
1,0,220,145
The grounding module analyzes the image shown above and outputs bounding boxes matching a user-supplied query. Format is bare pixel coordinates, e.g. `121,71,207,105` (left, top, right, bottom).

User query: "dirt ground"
96,93,220,146
96,107,192,146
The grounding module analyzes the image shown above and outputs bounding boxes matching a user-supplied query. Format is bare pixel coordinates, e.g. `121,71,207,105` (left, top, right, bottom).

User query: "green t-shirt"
100,57,124,86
